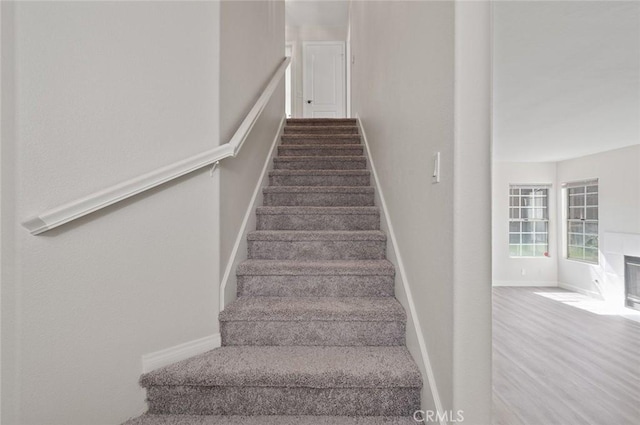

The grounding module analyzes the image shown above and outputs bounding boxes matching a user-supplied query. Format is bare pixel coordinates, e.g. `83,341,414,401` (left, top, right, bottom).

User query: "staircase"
124,118,422,425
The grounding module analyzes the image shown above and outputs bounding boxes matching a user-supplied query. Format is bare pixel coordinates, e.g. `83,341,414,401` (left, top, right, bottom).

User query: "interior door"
302,42,345,118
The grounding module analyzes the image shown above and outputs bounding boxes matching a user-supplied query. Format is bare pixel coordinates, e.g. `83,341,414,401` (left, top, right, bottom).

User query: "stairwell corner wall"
349,2,455,419
219,0,286,290
350,1,492,423
2,2,223,424
357,117,444,417
219,114,286,309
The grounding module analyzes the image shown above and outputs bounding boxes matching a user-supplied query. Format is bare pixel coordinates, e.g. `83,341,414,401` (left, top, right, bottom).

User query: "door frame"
302,41,346,118
285,42,294,118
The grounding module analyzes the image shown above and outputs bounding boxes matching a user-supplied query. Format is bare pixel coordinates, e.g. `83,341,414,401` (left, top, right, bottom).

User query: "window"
509,185,550,257
565,180,598,263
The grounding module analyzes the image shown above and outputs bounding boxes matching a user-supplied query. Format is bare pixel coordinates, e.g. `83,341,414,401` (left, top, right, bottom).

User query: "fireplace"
625,256,640,311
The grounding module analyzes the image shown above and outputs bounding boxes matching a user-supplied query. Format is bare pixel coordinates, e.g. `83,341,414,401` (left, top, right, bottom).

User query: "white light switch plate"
432,152,441,183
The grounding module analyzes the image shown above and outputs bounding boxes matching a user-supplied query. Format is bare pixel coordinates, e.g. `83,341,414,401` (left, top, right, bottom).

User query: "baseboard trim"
558,281,604,299
219,114,286,311
493,280,558,287
141,333,221,373
356,116,445,424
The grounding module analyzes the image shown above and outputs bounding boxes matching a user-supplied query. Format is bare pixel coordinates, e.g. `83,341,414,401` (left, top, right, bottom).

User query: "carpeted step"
274,156,366,170
287,118,357,126
263,186,374,207
236,259,395,297
139,346,421,416
284,125,359,134
122,415,417,425
220,296,406,346
247,230,386,260
269,169,370,187
278,144,364,157
256,206,380,231
127,118,424,424
281,134,361,145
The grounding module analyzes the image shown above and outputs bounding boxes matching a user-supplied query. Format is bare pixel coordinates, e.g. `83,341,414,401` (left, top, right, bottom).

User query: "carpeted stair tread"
269,170,371,187
247,230,386,241
248,232,386,260
263,186,374,194
278,144,364,156
281,134,361,143
263,186,374,207
269,169,370,176
219,297,405,322
236,259,395,276
140,346,421,389
273,156,366,170
256,206,379,215
256,206,380,230
123,415,415,425
280,138,361,146
284,125,359,134
278,143,363,149
287,118,357,126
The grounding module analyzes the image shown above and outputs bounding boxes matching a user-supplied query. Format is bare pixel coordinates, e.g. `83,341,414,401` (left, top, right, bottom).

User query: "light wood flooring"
493,287,640,425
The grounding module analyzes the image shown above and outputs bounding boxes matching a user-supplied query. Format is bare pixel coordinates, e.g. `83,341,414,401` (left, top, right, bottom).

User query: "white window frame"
508,185,551,258
563,179,599,264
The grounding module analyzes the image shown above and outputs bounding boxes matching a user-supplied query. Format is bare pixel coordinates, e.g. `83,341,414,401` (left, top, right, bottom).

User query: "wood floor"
493,287,640,425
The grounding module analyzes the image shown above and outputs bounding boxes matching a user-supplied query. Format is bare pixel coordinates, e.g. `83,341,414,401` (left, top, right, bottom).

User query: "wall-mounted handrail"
22,57,291,235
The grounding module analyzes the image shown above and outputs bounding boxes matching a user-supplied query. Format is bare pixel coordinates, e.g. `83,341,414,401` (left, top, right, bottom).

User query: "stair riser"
257,213,379,231
248,240,386,260
221,321,405,346
281,137,361,145
287,120,357,127
281,138,361,145
269,174,370,186
284,126,359,134
263,192,374,207
146,386,420,416
274,159,366,170
278,146,363,157
237,275,395,297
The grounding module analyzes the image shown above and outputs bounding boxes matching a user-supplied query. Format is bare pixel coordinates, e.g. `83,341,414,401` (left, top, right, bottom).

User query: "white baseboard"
218,114,286,311
141,333,221,373
356,116,445,425
558,281,604,299
493,280,558,287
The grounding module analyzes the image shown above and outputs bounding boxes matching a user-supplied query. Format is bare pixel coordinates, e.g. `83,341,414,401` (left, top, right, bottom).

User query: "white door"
302,42,345,118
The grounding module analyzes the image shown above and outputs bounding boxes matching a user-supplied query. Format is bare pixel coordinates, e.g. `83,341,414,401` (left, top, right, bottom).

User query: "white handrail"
22,57,291,235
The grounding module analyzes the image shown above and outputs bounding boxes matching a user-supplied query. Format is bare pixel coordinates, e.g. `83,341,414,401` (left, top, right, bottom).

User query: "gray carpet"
124,416,415,425
123,118,421,424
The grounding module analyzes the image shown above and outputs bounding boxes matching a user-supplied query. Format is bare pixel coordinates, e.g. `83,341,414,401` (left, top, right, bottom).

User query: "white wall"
219,0,285,305
350,0,455,412
350,1,492,422
1,3,17,423
492,162,558,286
285,25,347,117
556,145,640,299
452,2,492,422
2,2,223,424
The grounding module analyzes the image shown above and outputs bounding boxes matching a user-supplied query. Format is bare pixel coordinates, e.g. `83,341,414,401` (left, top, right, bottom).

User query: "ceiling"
493,1,640,162
285,0,349,28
